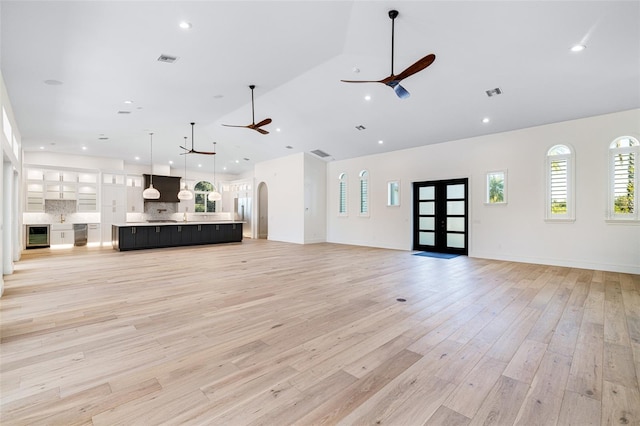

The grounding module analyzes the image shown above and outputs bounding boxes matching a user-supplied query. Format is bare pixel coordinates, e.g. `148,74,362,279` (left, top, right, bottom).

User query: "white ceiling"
2,1,639,176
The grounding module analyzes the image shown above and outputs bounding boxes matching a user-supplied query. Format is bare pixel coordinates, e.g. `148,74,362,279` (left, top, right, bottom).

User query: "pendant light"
177,137,193,201
142,132,161,199
208,141,222,202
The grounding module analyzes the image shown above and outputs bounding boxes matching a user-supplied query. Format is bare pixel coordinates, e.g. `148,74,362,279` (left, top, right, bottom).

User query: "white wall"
255,153,305,244
327,109,640,274
24,151,124,170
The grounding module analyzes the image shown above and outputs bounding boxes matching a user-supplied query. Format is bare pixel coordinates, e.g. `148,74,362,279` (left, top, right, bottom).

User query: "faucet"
157,208,167,213
60,214,65,223
183,212,188,222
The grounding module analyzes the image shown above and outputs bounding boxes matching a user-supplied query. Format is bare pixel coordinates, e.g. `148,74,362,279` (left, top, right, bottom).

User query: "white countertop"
113,221,244,227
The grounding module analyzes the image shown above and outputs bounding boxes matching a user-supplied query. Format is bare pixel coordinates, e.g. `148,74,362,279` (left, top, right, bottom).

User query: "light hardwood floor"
1,239,639,425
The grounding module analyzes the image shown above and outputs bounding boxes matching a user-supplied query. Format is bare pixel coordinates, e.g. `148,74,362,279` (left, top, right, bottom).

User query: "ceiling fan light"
143,184,161,199
208,191,222,201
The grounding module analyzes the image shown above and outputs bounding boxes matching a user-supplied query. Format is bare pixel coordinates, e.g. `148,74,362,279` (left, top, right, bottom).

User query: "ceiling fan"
341,10,436,99
180,122,217,155
222,85,272,134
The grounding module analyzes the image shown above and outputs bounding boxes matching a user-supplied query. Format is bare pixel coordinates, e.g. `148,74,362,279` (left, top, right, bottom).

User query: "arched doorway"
257,182,268,239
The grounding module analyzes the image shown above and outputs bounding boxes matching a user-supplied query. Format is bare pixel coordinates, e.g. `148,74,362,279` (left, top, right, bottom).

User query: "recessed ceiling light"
135,156,140,161
169,160,173,165
198,164,202,168
223,167,227,171
353,67,360,73
124,100,133,104
235,160,239,164
39,146,45,150
44,79,63,86
276,128,281,132
179,21,192,29
482,117,490,124
213,94,224,99
82,146,87,150
570,44,586,52
364,95,371,101
378,140,384,144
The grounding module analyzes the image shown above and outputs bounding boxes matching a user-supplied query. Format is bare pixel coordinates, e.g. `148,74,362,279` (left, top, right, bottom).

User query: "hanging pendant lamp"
142,132,161,199
208,141,222,202
177,137,193,201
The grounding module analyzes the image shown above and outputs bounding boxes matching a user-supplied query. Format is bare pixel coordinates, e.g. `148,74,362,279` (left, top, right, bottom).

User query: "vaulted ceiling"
2,1,639,175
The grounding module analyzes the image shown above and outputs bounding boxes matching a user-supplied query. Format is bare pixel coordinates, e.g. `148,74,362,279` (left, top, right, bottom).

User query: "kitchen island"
112,221,242,251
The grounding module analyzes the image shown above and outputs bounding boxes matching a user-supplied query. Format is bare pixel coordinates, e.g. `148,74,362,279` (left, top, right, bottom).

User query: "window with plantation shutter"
359,170,369,216
338,173,347,216
608,136,639,220
546,144,575,221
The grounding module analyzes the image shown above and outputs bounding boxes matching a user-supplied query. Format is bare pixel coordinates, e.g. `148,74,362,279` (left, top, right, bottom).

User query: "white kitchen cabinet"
45,183,77,200
126,175,144,212
25,166,99,210
26,182,45,212
50,224,74,246
88,223,101,244
77,184,98,211
101,176,126,246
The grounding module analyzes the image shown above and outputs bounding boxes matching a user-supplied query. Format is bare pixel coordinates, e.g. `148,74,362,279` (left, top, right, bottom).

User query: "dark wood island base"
112,222,242,251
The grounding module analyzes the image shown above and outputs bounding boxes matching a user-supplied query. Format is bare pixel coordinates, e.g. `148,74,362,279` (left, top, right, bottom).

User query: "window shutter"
339,181,346,214
550,158,568,215
360,178,368,214
613,151,635,214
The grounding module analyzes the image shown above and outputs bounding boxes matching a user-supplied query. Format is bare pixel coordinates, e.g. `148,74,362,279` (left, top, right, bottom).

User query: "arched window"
194,181,217,213
609,136,639,220
359,170,369,216
338,173,347,216
546,144,575,221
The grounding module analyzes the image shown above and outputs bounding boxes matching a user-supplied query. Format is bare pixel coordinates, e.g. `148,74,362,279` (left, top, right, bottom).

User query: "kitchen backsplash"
44,200,76,215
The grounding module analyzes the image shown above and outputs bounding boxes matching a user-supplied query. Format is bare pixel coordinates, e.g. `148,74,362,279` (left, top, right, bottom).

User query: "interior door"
413,178,468,255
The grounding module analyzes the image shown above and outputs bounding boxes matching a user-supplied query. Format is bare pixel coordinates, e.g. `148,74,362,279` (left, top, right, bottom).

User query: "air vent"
485,87,502,97
243,158,250,161
285,145,293,149
117,111,131,114
98,137,109,140
311,149,331,158
157,54,178,63
355,125,366,131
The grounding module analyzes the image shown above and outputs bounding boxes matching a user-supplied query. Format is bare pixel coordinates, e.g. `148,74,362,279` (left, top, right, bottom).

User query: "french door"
413,178,468,255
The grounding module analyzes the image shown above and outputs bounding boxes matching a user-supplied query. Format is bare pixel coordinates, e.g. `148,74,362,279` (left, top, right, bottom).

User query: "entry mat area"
413,251,460,259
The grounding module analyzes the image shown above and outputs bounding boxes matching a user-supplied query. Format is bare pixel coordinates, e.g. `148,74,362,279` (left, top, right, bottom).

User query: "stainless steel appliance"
26,225,50,248
73,223,88,246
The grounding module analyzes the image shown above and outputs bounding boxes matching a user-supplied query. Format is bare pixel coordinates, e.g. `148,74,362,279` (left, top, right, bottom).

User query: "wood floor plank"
513,351,573,425
1,240,638,425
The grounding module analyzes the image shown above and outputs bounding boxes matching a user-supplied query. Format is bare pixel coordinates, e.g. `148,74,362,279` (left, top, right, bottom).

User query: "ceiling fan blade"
221,124,249,128
190,149,216,155
254,127,269,135
393,84,410,99
395,54,436,82
254,118,272,128
341,79,386,84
